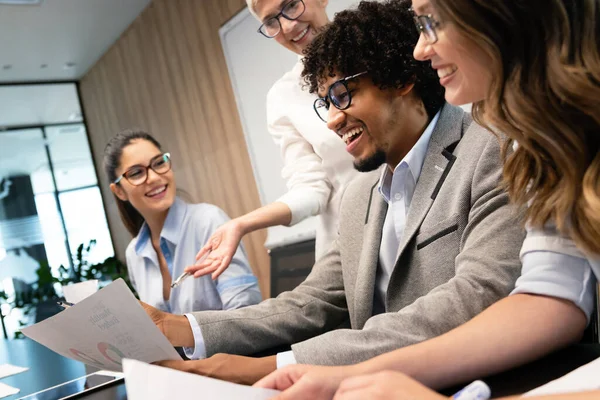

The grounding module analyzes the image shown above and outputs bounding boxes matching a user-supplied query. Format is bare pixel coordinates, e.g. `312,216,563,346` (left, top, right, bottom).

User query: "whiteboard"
219,1,360,249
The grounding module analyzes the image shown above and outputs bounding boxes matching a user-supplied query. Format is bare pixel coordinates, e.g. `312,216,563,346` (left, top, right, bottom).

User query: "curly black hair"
302,0,445,119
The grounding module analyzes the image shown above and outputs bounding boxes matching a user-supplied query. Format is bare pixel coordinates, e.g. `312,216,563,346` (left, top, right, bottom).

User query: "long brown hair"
431,0,600,254
103,129,163,237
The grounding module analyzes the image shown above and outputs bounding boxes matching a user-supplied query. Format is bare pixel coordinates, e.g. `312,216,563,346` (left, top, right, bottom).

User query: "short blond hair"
246,0,259,18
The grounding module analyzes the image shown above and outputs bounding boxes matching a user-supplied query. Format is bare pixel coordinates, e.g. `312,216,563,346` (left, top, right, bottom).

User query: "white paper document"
0,364,28,379
62,280,99,304
0,382,19,399
524,356,600,396
21,279,181,372
123,359,280,400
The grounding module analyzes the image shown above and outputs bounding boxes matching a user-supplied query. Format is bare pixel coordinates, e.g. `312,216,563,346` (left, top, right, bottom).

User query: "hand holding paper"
21,279,181,372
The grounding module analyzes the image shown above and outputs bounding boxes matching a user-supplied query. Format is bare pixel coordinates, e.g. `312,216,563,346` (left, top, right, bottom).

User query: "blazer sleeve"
267,83,333,225
291,134,525,365
189,240,349,357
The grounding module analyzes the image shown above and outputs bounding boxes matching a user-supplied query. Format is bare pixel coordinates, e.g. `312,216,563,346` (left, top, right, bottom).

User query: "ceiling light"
2,64,12,70
40,64,48,69
63,62,76,70
68,111,82,121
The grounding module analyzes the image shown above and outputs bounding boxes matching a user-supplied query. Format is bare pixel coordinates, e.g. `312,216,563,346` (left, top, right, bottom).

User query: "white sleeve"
183,313,207,360
124,242,138,292
511,226,597,323
267,85,333,225
276,351,297,368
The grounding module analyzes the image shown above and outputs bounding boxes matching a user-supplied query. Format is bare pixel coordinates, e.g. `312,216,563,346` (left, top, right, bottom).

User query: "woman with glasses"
255,0,600,398
103,129,261,324
188,0,359,280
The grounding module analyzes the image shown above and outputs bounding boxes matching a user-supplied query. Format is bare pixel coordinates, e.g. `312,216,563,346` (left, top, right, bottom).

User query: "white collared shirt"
375,111,440,311
268,58,360,258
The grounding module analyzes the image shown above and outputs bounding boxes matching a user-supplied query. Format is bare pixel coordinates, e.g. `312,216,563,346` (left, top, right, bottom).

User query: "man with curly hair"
142,0,524,384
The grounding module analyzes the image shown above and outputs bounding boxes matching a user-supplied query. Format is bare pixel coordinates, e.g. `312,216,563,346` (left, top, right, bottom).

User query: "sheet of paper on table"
0,364,28,379
62,279,99,304
0,382,19,399
123,359,280,400
524,356,600,396
21,279,181,372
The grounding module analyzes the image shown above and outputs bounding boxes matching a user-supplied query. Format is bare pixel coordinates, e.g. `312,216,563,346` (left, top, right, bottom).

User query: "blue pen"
452,380,491,400
57,301,75,309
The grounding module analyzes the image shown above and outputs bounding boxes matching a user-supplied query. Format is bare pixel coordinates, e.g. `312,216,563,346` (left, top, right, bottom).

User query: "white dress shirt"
267,58,360,258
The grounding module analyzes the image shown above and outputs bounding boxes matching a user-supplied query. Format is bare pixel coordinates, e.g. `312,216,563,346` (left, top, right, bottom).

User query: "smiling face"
411,0,492,105
110,139,176,219
255,0,330,55
320,72,424,172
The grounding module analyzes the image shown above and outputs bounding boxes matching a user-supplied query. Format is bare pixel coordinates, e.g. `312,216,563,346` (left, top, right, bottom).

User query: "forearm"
499,391,600,400
354,294,587,389
236,202,292,233
163,313,195,347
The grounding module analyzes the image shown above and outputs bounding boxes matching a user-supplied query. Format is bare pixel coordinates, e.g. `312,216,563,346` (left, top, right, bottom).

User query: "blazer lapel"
396,104,468,262
353,179,387,329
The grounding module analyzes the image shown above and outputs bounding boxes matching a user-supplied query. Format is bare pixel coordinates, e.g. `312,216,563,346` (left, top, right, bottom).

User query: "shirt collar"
134,197,187,256
378,110,441,201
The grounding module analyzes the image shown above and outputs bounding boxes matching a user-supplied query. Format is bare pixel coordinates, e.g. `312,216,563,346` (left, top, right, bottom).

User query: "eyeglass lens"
124,154,171,185
415,15,437,43
314,81,352,122
261,0,305,37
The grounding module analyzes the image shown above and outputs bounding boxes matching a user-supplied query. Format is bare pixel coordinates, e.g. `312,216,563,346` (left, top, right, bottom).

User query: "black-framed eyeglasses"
114,153,172,186
257,0,306,38
411,9,441,44
313,71,367,122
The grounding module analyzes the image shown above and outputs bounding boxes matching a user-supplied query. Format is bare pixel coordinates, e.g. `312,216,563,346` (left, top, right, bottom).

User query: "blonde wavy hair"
431,0,600,254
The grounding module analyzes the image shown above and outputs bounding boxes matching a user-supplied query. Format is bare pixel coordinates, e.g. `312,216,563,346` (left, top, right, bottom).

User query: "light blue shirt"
511,225,599,323
125,197,261,317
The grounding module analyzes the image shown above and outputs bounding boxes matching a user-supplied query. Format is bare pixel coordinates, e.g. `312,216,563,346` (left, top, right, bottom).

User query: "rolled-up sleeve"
511,226,597,323
207,208,262,309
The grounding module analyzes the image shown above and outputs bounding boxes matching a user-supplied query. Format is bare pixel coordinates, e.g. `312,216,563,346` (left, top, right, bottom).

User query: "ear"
396,82,416,97
319,0,329,8
110,182,128,202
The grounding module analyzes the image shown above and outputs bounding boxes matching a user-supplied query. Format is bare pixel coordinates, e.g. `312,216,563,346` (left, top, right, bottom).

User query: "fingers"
211,255,232,280
195,243,212,261
335,374,375,395
193,257,222,278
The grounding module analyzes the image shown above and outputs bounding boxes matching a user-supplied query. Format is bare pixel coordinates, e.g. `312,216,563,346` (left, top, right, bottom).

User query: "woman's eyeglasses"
412,10,441,44
258,0,306,38
313,71,367,122
114,153,172,186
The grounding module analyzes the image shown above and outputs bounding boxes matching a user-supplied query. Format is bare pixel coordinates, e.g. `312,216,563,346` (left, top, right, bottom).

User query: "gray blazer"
192,104,525,365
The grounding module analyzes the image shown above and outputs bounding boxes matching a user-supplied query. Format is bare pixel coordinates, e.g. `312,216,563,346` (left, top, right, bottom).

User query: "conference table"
0,338,125,399
0,338,598,399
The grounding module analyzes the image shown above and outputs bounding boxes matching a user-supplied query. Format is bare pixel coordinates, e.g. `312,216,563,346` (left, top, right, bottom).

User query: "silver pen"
171,252,211,288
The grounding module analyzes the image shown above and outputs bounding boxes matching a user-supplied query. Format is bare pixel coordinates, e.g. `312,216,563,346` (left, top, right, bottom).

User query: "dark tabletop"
0,338,125,400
